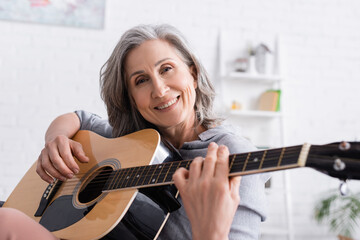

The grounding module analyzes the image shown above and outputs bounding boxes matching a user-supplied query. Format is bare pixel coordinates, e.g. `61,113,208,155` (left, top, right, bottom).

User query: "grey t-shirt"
76,110,268,240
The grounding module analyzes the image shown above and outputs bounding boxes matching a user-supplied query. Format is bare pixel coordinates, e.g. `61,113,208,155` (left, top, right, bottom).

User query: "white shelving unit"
221,70,284,147
227,71,282,83
222,72,293,240
229,109,282,118
217,31,294,240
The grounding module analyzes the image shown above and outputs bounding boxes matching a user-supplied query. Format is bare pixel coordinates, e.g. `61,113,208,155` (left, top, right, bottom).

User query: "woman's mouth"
155,96,179,110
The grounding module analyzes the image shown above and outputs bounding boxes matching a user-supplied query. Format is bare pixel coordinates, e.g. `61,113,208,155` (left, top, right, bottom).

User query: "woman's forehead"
125,40,183,69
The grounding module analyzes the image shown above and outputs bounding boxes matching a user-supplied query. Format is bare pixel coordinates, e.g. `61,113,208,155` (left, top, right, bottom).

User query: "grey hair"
100,24,220,137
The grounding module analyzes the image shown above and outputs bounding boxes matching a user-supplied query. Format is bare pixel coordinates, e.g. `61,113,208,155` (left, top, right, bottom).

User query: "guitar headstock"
305,141,360,180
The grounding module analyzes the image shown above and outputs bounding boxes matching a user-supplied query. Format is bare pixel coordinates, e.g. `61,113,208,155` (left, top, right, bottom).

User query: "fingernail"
73,168,79,174
67,173,74,179
219,145,226,152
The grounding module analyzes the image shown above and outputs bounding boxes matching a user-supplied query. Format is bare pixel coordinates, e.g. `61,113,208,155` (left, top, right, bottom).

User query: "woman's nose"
151,77,169,98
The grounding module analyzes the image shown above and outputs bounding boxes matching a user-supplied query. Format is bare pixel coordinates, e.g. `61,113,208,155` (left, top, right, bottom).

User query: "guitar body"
4,129,173,240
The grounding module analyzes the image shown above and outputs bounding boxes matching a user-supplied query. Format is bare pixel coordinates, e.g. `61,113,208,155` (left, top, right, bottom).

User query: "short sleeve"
75,110,113,138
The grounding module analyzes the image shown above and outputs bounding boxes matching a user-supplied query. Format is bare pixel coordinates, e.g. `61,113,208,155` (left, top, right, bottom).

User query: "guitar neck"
103,143,311,192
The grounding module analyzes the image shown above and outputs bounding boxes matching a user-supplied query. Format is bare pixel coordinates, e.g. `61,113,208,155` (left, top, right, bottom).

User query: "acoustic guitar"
3,129,360,240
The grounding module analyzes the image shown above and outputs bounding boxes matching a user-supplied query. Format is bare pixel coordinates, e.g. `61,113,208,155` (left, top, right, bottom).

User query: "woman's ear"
190,64,198,88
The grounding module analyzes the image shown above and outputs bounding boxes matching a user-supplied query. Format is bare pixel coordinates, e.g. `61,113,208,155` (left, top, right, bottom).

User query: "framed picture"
0,0,106,29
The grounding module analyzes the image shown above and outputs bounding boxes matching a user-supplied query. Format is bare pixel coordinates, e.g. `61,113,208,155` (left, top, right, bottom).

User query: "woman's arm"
44,112,80,143
36,112,89,183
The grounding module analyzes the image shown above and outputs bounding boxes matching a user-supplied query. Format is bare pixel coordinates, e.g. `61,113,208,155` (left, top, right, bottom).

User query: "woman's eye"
161,66,172,74
135,78,147,85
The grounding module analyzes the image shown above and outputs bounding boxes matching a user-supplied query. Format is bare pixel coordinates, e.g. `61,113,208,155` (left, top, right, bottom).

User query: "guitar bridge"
34,180,61,217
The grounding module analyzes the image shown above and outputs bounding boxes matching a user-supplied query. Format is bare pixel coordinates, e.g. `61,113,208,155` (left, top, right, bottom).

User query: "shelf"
226,72,282,83
229,110,282,118
261,227,290,236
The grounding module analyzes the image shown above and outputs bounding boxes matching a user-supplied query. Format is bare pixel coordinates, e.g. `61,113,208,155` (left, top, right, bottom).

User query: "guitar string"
49,144,338,192
54,153,348,193
66,143,340,183
53,147,306,191
76,155,358,194
58,147,301,183
50,146,317,191
50,145,349,191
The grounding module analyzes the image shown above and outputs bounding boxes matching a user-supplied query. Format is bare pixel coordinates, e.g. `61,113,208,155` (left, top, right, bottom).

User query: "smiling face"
125,39,198,133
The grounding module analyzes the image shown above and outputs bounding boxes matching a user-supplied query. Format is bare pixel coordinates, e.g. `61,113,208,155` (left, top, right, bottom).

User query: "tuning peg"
339,180,348,196
339,141,351,151
333,158,346,171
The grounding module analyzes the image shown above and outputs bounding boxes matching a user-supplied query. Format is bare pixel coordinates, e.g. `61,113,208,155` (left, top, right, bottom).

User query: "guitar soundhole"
78,166,113,204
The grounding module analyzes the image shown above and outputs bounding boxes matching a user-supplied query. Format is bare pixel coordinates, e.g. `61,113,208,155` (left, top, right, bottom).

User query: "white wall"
1,0,360,239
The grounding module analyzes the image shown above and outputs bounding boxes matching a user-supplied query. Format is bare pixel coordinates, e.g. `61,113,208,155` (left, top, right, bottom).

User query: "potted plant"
314,189,360,240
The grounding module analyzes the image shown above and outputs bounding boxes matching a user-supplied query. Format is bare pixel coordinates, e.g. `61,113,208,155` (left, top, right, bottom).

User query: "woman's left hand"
173,142,241,240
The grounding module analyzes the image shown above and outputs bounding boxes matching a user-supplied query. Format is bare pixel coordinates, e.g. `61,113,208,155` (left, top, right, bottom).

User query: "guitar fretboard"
103,145,304,192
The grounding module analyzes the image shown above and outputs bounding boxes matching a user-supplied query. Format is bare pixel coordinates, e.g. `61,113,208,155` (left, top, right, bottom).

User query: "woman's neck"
160,124,206,149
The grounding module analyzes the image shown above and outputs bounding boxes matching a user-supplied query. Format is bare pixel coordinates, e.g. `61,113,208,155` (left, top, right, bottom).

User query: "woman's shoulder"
75,110,113,138
200,124,257,154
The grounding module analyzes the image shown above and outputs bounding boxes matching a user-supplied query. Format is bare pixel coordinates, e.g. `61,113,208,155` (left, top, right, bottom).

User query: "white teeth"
157,98,178,110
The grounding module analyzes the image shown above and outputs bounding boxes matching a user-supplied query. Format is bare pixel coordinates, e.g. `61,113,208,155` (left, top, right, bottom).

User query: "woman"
2,24,268,239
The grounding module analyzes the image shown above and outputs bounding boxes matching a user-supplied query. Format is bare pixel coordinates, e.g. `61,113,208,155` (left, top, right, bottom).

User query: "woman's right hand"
36,135,89,183
35,112,89,183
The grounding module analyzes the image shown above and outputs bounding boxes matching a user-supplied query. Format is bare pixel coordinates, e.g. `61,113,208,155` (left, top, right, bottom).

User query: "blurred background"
0,0,360,239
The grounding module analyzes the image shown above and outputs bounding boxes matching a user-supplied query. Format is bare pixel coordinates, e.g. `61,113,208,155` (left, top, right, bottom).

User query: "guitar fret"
134,166,146,187
244,151,263,171
185,160,191,169
165,161,182,182
117,168,128,189
139,165,150,186
142,165,155,186
259,150,267,169
124,168,135,188
163,162,173,183
157,163,171,183
242,153,250,172
178,160,190,169
168,160,189,182
116,170,125,189
147,165,158,185
260,148,278,169
229,153,247,174
229,154,236,172
128,167,141,188
281,146,303,166
277,148,286,167
153,164,165,184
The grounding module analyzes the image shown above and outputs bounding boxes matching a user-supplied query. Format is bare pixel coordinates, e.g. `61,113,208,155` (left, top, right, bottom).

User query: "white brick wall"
1,0,360,239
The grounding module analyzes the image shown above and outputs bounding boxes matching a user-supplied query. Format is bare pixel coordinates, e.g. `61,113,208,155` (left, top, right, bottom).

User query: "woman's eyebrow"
155,58,172,67
129,70,145,80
